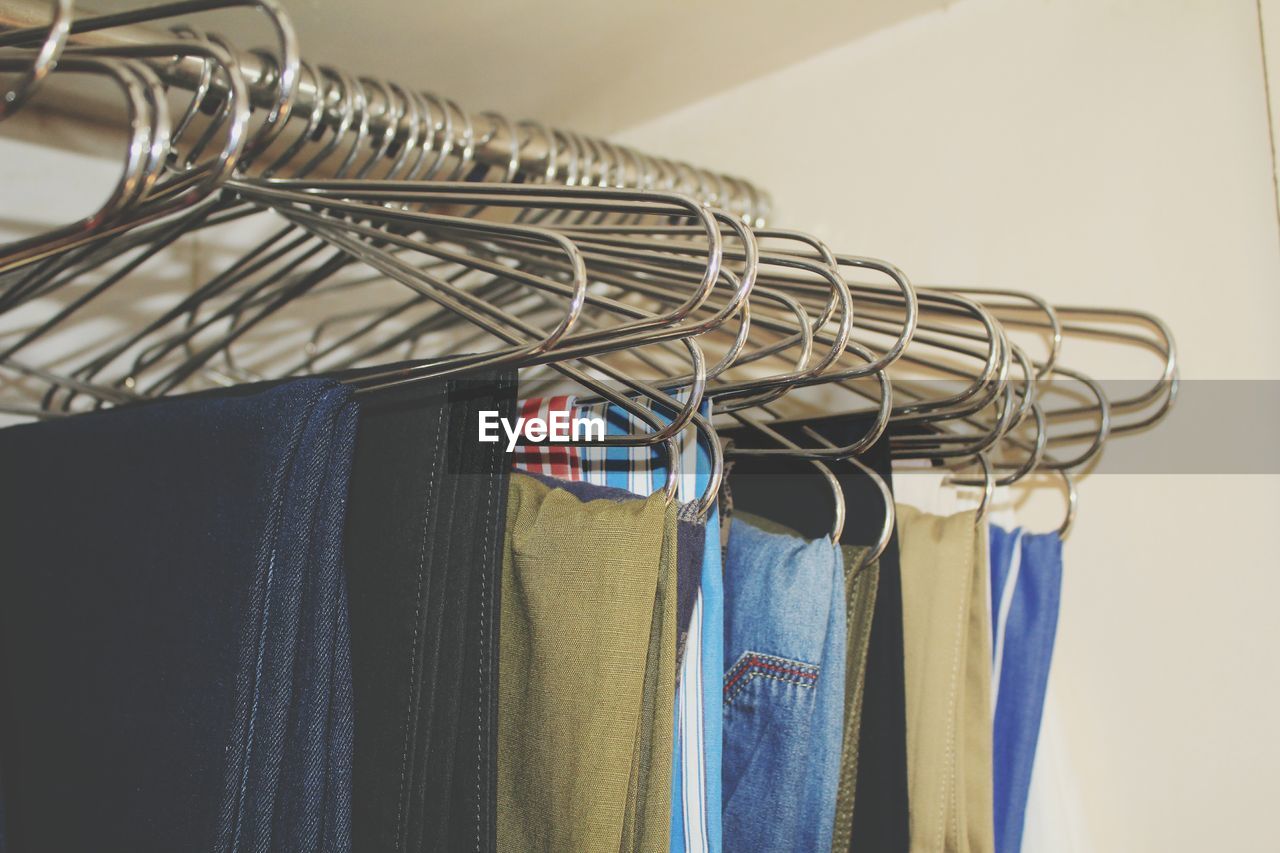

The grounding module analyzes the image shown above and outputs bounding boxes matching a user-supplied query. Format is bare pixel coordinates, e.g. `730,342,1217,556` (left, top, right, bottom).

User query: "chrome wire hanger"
0,0,1184,529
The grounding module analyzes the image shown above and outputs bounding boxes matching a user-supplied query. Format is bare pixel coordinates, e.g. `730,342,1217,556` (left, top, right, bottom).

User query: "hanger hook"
0,0,73,121
948,453,994,526
801,425,895,569
726,413,846,541
1057,469,1078,539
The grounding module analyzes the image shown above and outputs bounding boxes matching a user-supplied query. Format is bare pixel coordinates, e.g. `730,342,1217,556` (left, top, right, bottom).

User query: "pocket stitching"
724,650,819,704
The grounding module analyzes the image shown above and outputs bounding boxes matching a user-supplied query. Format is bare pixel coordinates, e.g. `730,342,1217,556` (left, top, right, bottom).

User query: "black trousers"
343,372,516,853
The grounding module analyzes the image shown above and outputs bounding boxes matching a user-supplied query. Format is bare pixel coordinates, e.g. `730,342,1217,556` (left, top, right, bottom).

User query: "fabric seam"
227,387,325,853
475,391,500,853
392,394,447,850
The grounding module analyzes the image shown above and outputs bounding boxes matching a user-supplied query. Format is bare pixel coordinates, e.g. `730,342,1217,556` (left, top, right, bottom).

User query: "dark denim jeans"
0,378,357,852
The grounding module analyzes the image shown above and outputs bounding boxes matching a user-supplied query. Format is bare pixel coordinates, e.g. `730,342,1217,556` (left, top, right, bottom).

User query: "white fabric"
1021,677,1094,852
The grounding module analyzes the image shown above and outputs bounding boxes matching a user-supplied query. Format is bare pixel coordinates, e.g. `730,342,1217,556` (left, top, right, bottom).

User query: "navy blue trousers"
0,378,357,852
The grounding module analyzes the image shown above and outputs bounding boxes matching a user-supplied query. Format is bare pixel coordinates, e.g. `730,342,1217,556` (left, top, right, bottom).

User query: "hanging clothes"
522,470,707,675
721,514,846,853
497,472,677,853
513,393,725,853
988,525,1065,853
721,413,910,852
716,508,880,853
896,505,996,853
340,370,516,852
0,378,358,853
511,395,583,480
832,544,881,853
580,397,723,853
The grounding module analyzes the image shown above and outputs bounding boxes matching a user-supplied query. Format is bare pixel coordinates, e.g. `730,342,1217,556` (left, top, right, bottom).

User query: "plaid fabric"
576,399,698,500
509,395,583,481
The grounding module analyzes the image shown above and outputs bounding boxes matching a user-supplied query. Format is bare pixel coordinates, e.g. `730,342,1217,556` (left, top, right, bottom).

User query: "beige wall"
66,0,949,136
615,0,1280,849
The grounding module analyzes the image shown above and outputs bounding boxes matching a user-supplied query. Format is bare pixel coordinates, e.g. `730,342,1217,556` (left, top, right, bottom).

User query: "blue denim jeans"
723,517,846,852
719,414,910,851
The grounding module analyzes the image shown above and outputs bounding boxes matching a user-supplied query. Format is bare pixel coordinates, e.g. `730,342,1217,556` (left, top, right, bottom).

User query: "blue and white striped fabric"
989,524,1064,853
578,397,722,853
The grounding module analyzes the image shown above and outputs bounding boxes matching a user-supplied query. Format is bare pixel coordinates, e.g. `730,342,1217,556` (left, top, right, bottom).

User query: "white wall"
615,0,1280,849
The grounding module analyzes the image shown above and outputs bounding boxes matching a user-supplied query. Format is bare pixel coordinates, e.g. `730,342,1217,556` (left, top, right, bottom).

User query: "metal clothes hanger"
750,286,1008,462
0,53,170,273
801,424,896,574
1056,469,1078,539
0,0,300,261
211,183,747,512
12,81,742,404
942,451,995,528
0,0,1186,537
723,413,847,542
0,0,70,120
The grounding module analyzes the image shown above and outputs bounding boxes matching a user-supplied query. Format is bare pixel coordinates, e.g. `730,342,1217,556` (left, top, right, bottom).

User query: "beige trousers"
896,505,995,853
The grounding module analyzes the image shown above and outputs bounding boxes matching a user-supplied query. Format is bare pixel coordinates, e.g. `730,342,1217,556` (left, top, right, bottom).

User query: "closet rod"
0,0,770,216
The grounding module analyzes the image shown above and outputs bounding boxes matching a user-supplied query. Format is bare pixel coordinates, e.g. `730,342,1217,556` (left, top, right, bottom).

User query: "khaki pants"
497,473,676,853
897,505,995,853
832,545,881,853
